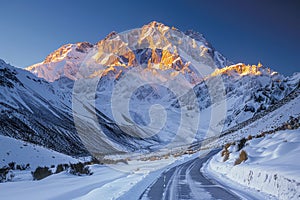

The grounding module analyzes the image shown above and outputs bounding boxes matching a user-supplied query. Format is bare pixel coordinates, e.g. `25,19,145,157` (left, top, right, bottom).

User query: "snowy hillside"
208,128,300,200
0,135,80,170
194,63,299,129
0,163,128,200
205,88,300,148
206,93,300,199
0,59,87,156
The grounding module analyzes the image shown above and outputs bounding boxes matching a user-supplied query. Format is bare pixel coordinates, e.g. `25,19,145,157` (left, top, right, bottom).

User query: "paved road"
140,150,241,200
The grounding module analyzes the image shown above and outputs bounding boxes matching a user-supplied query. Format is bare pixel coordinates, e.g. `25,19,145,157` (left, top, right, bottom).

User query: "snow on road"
140,150,253,200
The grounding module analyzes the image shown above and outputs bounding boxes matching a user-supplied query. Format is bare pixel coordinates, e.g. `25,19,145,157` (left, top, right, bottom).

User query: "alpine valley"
1,22,298,156
0,22,299,200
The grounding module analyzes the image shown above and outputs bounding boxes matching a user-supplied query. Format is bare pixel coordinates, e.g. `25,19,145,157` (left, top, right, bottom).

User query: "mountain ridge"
0,22,299,156
25,21,231,82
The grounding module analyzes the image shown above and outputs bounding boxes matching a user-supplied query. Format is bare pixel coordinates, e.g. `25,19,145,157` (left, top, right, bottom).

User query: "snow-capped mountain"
1,21,299,156
26,21,230,83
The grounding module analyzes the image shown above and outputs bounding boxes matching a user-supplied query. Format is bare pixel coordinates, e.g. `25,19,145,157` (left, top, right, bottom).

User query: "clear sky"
0,0,299,75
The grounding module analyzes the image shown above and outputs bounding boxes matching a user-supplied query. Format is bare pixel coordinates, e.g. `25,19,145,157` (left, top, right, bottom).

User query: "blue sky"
0,0,299,75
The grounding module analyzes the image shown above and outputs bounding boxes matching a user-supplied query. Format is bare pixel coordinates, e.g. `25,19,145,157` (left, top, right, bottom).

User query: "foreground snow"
0,135,80,170
0,165,126,200
0,144,206,200
207,129,300,200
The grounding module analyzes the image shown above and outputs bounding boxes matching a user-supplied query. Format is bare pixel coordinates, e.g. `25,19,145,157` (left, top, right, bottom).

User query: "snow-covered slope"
0,135,80,170
0,162,129,200
195,63,299,129
184,29,232,68
205,88,300,148
208,128,300,200
27,42,94,82
0,59,87,155
206,92,300,200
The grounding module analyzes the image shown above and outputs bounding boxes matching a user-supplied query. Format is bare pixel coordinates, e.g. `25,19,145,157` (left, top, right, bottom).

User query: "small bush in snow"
69,162,92,176
8,162,15,170
237,138,247,151
32,167,52,180
0,167,10,182
255,132,266,138
224,143,231,150
16,163,30,171
234,150,248,165
221,143,232,162
222,150,230,162
63,163,69,169
247,135,253,141
0,169,14,182
55,164,65,174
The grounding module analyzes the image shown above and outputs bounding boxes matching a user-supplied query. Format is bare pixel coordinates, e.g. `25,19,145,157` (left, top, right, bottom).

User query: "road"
140,150,242,200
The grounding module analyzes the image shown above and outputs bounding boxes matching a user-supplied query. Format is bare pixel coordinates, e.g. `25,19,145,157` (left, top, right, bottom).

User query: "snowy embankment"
207,129,300,199
205,94,300,199
0,135,84,183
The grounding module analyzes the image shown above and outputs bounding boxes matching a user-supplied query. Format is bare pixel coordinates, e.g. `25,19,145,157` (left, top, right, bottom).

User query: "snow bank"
0,165,126,200
0,135,84,182
208,129,300,200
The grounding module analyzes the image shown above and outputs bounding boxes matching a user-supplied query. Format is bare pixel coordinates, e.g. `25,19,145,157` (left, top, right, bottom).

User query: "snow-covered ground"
207,129,300,199
0,165,126,200
0,135,84,183
205,94,300,200
0,135,81,170
0,137,207,200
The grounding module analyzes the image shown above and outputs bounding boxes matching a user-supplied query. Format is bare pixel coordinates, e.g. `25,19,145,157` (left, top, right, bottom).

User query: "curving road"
140,150,242,200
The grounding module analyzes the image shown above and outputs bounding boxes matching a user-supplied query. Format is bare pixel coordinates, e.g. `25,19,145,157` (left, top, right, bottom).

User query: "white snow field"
207,129,300,200
0,135,81,170
206,95,300,199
